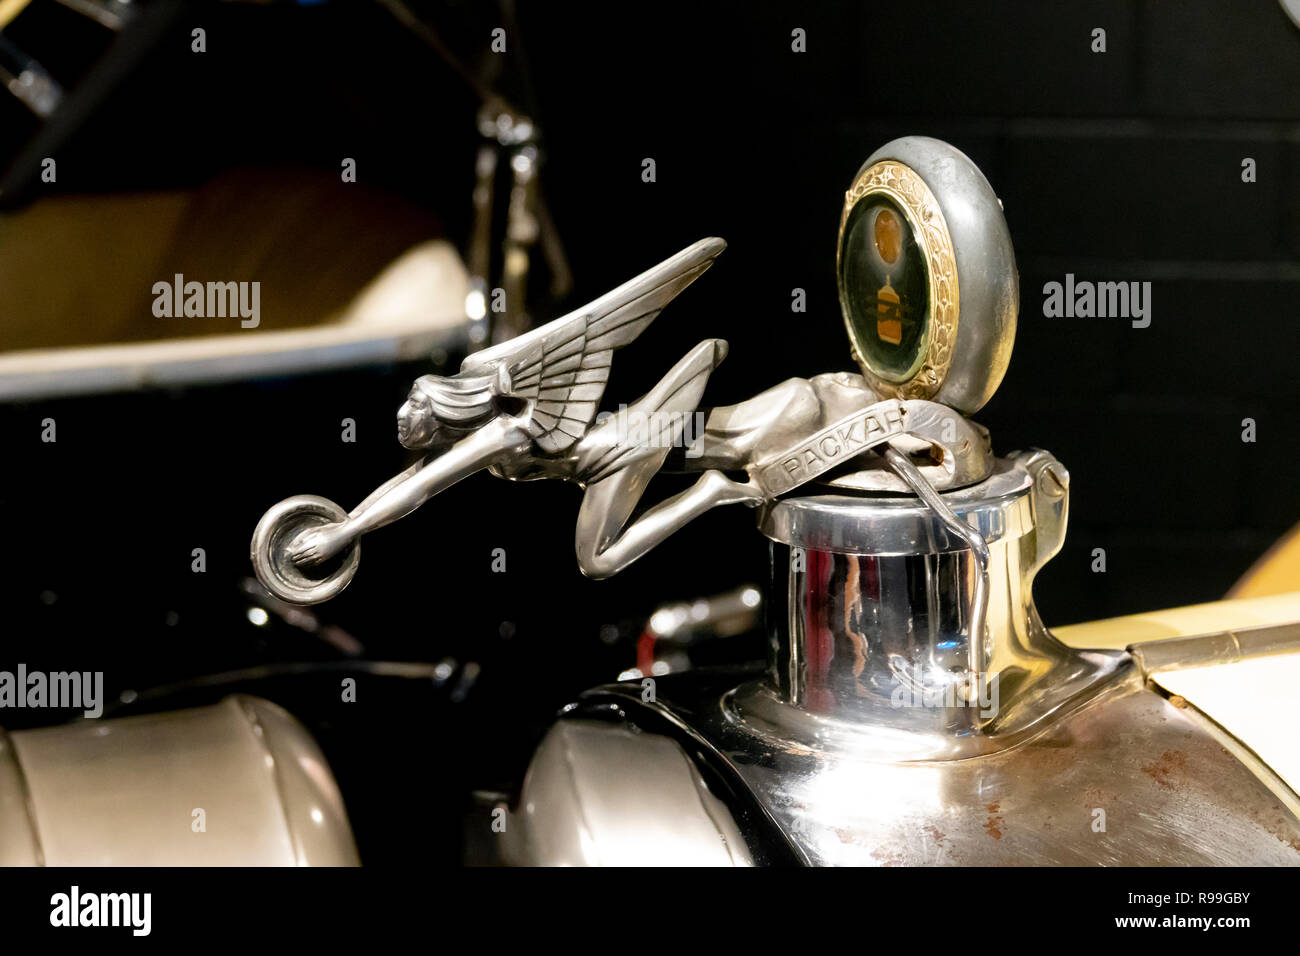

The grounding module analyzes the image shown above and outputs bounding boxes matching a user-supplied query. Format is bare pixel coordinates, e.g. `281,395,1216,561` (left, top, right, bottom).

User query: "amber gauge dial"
837,138,1018,415
835,156,960,405
838,196,930,383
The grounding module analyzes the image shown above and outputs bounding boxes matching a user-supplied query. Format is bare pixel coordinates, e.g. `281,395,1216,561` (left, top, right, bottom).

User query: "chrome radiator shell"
505,458,1300,866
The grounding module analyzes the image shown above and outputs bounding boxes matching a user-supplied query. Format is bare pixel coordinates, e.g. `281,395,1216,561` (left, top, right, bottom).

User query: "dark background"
1,0,1297,863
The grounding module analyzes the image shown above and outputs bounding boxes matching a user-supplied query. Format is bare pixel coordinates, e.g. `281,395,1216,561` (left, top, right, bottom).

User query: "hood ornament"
252,136,1028,729
254,137,1300,865
251,136,1037,732
253,148,1008,607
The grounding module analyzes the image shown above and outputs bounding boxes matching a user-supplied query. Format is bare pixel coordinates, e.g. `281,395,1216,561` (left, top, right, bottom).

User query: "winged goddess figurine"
255,238,769,603
253,235,988,604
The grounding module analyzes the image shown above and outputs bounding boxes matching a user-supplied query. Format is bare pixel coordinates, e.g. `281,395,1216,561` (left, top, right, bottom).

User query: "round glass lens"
839,196,930,382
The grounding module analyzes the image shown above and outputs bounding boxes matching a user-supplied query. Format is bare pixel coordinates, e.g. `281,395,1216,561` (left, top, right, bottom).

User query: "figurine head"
398,372,498,449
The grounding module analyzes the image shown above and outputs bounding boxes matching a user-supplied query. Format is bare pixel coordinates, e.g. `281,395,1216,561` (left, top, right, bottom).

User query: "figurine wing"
459,237,726,453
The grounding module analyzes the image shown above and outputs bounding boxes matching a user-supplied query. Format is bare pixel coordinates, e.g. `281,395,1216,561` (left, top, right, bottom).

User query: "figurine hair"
412,372,499,432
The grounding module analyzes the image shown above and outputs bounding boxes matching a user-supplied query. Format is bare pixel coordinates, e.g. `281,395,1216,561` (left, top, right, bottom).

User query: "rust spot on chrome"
870,846,905,866
1262,813,1300,853
1141,749,1188,790
984,801,1004,840
1083,786,1115,807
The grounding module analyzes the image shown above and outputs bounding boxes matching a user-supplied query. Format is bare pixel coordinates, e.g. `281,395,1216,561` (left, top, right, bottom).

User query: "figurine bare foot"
699,469,765,508
287,522,353,567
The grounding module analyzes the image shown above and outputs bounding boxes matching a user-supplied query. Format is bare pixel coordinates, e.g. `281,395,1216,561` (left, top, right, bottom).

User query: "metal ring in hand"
250,495,360,605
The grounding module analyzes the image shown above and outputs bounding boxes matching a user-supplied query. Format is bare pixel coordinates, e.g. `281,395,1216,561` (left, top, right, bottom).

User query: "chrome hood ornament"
253,139,1010,605
254,136,1300,865
253,236,733,602
251,136,1047,736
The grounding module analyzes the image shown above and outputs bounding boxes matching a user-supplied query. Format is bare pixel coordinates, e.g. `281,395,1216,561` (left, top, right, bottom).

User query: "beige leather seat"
0,695,359,866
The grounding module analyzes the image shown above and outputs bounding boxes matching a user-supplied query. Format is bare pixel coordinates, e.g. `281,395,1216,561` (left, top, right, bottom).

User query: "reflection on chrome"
501,138,1300,867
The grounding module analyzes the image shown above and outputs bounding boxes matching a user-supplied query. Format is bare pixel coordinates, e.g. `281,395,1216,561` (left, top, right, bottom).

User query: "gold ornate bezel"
836,160,959,400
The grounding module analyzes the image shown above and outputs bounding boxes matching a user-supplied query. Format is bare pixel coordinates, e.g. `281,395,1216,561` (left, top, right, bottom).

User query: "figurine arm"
287,419,526,567
344,419,523,537
348,460,425,520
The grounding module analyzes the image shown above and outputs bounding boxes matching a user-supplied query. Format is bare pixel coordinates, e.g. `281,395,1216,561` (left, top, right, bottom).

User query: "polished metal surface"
254,135,1020,602
871,443,993,689
744,398,992,497
251,494,362,606
515,671,1300,866
841,137,1017,415
254,239,998,602
687,370,992,495
0,695,359,866
499,719,754,866
501,426,1300,863
1129,619,1300,675
254,237,734,599
724,670,1300,864
761,458,1033,556
822,409,992,493
736,452,1121,761
242,134,1300,867
499,423,1300,866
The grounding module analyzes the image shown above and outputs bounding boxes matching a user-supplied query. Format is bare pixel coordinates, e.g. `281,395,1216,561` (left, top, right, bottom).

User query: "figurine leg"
570,337,756,577
675,376,826,471
575,468,761,579
575,338,728,485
